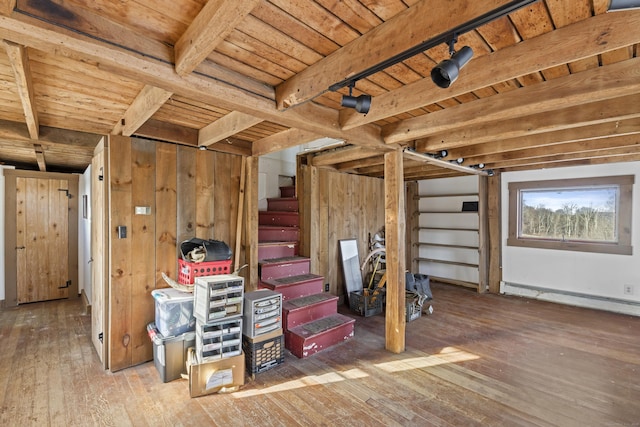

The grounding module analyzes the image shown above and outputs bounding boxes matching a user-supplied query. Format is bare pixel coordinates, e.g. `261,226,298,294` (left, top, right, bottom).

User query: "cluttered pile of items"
344,229,433,321
148,238,283,397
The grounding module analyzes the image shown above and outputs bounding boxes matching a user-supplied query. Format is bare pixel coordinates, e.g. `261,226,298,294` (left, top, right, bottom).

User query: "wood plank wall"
298,160,387,299
107,136,244,371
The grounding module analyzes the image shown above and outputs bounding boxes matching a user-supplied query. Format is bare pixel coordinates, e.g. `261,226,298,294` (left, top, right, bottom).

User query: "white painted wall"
501,161,640,313
78,165,92,300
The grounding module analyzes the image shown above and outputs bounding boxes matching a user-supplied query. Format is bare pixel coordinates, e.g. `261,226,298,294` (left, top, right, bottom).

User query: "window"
508,175,634,255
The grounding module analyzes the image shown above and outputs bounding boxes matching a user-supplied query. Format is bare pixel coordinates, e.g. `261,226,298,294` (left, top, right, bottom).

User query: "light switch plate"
135,206,151,215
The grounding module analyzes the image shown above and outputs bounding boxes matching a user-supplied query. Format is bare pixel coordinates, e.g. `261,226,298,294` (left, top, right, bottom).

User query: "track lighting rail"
328,0,539,93
403,148,492,176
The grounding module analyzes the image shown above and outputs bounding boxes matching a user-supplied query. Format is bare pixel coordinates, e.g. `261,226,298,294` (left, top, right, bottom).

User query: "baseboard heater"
500,282,640,317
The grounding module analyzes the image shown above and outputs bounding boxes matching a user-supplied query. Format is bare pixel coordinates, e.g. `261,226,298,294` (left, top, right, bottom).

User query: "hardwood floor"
1,282,639,426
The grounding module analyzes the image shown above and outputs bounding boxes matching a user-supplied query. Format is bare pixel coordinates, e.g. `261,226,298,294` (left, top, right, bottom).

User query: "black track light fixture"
426,150,448,159
431,36,474,89
340,81,371,114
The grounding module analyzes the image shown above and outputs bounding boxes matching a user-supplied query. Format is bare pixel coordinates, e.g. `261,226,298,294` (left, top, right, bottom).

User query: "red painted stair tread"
284,293,336,308
258,211,300,227
267,197,299,212
258,256,310,280
279,186,295,197
283,293,338,329
258,241,298,261
286,314,355,358
259,274,323,300
258,225,300,242
262,273,319,286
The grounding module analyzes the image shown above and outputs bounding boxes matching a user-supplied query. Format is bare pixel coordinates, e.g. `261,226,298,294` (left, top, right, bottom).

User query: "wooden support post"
405,181,419,274
296,154,311,258
244,156,259,291
478,175,489,293
487,173,502,293
384,148,406,354
234,156,246,272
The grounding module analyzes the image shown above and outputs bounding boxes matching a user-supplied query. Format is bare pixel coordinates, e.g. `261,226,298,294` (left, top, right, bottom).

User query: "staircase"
258,182,355,358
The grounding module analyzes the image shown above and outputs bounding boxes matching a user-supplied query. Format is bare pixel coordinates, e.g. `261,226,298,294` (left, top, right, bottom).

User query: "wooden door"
91,138,108,367
16,177,70,303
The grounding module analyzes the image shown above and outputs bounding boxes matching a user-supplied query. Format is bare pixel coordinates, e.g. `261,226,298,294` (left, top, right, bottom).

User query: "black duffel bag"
180,238,232,262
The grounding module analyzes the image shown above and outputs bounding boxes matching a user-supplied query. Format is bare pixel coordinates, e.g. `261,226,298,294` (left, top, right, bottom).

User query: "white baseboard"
500,282,640,317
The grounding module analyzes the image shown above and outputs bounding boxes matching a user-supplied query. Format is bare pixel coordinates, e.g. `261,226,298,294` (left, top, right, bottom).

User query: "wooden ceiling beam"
354,163,385,176
341,10,640,129
384,56,640,144
417,92,640,152
199,111,263,147
112,85,173,136
34,143,45,171
499,152,640,173
2,40,38,139
311,145,381,167
0,14,387,150
204,139,252,157
0,118,100,147
275,0,523,110
442,117,640,161
405,169,463,180
464,133,640,167
135,119,198,146
335,155,384,172
133,118,252,156
489,145,640,170
252,128,323,157
174,0,260,76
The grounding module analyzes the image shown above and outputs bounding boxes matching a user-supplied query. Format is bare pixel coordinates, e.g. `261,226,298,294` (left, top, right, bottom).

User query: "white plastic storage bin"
195,318,243,362
193,274,244,323
243,289,282,338
151,287,195,337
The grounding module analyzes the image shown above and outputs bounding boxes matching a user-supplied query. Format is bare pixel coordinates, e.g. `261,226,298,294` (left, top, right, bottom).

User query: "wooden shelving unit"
414,182,488,293
416,242,479,251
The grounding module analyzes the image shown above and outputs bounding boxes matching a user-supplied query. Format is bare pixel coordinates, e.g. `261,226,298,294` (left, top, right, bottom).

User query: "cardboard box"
187,349,245,398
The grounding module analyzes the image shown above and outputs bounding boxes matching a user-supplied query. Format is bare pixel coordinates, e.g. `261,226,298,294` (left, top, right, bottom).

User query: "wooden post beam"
175,0,260,76
2,40,38,139
111,85,173,137
244,156,259,291
384,148,406,354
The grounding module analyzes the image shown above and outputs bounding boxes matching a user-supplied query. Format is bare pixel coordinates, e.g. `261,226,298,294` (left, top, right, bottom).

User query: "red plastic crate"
178,258,232,284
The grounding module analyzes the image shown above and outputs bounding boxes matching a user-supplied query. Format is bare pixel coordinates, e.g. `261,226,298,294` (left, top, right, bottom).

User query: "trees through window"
508,176,634,255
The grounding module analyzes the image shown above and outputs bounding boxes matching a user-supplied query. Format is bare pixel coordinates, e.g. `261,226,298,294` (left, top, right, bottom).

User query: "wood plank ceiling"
0,0,638,178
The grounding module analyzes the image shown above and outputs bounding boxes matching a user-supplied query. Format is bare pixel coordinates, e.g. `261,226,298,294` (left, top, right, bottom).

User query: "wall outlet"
624,284,634,295
324,283,330,292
